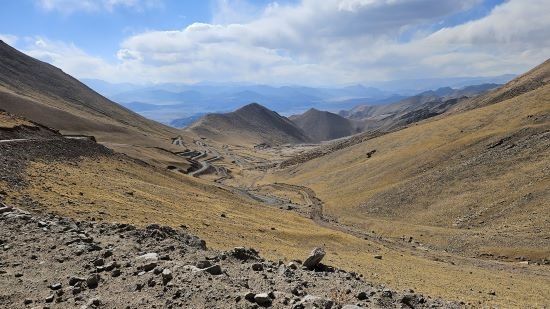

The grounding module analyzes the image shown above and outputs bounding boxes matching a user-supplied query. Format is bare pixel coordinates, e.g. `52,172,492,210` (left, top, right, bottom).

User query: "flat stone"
137,252,158,262
203,264,223,275
50,283,62,290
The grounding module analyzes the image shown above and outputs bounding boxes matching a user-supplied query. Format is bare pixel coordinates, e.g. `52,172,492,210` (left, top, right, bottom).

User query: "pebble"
162,268,173,284
203,264,223,275
252,263,264,271
86,274,100,289
254,293,272,306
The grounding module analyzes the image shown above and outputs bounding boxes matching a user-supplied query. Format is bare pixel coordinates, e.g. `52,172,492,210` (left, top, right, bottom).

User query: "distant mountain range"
82,75,515,126
185,83,501,145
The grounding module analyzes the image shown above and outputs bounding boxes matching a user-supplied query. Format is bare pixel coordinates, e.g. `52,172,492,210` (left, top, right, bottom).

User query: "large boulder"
303,247,325,270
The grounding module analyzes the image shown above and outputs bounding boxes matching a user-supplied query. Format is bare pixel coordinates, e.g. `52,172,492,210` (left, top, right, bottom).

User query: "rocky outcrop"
0,206,460,308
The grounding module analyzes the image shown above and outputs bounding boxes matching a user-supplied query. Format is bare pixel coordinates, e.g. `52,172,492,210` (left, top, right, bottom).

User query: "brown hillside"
187,103,311,146
452,58,549,112
0,40,192,168
289,108,360,142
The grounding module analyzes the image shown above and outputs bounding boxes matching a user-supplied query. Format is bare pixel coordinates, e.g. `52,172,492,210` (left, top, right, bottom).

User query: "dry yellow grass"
263,84,549,257
0,152,547,307
0,111,34,128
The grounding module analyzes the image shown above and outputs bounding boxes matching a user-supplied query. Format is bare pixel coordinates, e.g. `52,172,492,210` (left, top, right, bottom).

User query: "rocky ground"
0,205,461,308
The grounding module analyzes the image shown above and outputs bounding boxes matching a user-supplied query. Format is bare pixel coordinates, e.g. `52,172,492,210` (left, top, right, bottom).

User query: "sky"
1,0,549,86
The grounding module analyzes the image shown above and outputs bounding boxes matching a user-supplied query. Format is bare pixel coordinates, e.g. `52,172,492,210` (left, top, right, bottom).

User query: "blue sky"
1,0,548,85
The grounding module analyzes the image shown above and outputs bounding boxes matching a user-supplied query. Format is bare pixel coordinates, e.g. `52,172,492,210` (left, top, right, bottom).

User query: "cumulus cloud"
36,0,162,13
25,0,550,84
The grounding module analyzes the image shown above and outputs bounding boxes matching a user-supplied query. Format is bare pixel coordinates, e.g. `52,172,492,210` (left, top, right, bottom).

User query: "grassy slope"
0,41,194,169
1,153,548,307
264,82,549,257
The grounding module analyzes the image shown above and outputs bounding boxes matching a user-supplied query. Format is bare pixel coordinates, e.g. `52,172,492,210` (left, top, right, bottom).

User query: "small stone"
287,262,300,270
356,291,368,300
252,263,264,271
137,252,158,261
204,264,222,275
50,283,62,290
86,274,100,289
254,293,272,306
488,290,496,296
374,255,382,260
24,299,32,305
153,267,163,275
162,269,173,285
143,262,157,272
45,294,55,303
245,292,256,302
112,269,121,277
72,286,82,295
196,260,212,269
69,277,85,286
381,289,392,298
93,258,104,267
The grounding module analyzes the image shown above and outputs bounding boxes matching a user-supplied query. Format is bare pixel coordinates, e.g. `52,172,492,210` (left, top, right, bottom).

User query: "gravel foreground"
0,205,461,308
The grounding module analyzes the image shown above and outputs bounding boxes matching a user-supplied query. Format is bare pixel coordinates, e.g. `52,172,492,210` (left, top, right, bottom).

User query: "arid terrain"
0,40,549,309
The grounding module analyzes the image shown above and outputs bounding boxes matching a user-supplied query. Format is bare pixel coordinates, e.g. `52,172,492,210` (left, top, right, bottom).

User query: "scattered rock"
0,207,461,308
374,255,383,260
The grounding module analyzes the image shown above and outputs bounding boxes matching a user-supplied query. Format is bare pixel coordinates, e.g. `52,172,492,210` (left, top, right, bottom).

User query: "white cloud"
24,0,550,84
0,34,18,46
36,0,162,13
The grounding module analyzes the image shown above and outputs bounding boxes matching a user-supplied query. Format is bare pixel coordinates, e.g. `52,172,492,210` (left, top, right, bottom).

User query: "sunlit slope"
187,103,311,146
267,74,549,242
0,41,181,145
